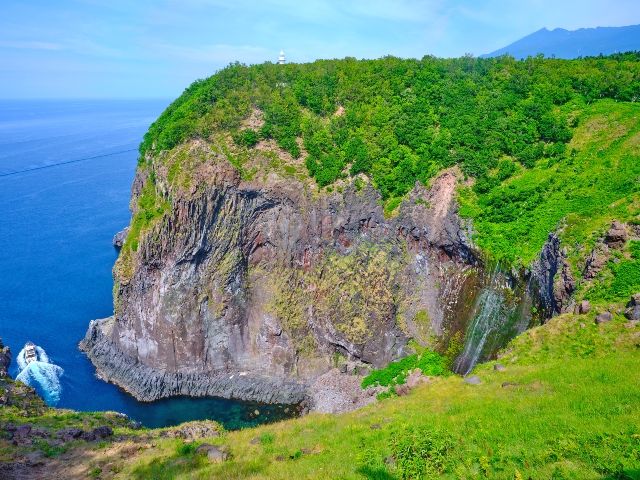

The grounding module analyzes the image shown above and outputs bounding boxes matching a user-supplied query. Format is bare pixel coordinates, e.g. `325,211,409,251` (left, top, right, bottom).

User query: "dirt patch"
308,368,381,414
242,107,264,130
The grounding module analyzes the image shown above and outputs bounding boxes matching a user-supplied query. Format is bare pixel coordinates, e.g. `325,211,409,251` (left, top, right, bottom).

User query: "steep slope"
80,55,640,407
6,312,640,479
483,24,640,59
119,314,639,480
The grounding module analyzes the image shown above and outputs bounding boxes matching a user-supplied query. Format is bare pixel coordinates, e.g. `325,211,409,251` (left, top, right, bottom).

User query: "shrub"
390,426,453,479
361,350,448,389
175,441,197,456
233,128,260,147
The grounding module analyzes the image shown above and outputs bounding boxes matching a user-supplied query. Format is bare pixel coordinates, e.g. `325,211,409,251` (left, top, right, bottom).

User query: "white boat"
23,341,38,364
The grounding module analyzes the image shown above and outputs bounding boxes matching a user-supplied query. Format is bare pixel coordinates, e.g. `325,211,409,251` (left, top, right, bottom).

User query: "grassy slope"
459,99,640,268
116,315,640,480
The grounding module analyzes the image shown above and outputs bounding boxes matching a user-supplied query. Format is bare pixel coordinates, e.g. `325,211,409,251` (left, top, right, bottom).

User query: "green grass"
361,350,448,389
459,99,640,267
118,314,640,479
585,240,640,302
125,179,170,253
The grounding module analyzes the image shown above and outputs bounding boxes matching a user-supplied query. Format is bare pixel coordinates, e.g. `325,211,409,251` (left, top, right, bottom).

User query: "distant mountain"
482,24,640,59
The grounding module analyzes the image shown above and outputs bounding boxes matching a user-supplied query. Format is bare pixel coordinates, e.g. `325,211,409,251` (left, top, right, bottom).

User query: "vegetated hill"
85,54,640,410
482,24,640,59
3,313,639,478
3,54,640,479
138,54,640,269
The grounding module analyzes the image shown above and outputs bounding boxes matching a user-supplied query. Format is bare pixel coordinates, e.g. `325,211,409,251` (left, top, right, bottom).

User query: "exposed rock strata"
82,150,491,404
112,227,130,249
81,317,307,404
0,338,10,377
532,233,575,317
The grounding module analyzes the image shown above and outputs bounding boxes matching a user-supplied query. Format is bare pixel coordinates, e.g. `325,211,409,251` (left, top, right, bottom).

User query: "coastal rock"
394,384,411,396
56,428,83,441
160,421,221,440
532,233,575,317
92,426,113,439
464,375,482,385
0,338,11,377
624,293,640,321
308,368,380,413
196,444,229,463
81,317,308,404
112,227,129,249
83,162,507,405
577,300,591,315
405,369,430,388
583,242,609,279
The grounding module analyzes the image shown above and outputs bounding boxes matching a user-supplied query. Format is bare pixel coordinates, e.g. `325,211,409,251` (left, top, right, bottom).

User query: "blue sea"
0,99,292,428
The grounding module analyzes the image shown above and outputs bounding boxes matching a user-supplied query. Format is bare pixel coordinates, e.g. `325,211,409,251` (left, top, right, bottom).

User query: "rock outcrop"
625,293,640,321
81,148,500,404
0,338,10,377
531,233,575,317
112,227,130,249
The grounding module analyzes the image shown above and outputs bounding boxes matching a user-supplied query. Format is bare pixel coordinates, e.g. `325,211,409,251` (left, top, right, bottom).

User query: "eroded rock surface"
81,157,490,404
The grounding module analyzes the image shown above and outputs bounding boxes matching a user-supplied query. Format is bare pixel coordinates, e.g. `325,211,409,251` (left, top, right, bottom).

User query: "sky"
1,0,639,99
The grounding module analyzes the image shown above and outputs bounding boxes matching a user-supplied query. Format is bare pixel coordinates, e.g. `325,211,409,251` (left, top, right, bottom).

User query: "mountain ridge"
482,24,640,59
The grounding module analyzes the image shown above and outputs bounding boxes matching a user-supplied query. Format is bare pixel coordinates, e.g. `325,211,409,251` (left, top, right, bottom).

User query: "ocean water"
0,99,293,428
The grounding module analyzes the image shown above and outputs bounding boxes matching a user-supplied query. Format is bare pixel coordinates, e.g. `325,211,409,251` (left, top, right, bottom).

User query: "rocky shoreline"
80,317,309,405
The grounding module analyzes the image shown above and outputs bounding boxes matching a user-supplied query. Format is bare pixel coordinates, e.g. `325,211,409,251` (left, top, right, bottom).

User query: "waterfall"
15,344,64,405
452,266,531,375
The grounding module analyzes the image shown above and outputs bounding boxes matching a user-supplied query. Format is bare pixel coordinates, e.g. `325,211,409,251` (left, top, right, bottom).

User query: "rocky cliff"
81,138,527,404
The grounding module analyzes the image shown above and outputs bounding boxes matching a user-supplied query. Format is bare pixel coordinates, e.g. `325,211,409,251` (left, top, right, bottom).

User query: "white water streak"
15,344,63,405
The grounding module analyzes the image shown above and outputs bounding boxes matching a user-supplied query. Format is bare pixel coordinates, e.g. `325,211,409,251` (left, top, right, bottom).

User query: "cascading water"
453,266,532,375
15,344,64,405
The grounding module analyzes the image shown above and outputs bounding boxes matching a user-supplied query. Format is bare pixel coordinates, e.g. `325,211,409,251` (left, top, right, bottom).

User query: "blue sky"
1,0,639,99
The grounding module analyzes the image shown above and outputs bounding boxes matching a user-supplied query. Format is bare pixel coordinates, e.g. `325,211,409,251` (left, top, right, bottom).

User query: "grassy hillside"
110,313,639,479
5,312,638,479
458,99,640,267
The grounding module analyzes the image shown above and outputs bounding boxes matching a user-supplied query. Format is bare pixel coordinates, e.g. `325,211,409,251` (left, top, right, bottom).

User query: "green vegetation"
361,350,448,389
233,128,260,148
2,304,639,479
459,99,640,265
111,313,640,479
388,427,453,479
138,54,640,267
585,240,640,302
125,179,170,253
265,245,404,353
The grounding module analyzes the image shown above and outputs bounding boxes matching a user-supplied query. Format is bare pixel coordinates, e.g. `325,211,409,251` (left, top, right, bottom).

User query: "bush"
233,128,260,147
361,350,448,389
175,441,197,456
390,426,453,479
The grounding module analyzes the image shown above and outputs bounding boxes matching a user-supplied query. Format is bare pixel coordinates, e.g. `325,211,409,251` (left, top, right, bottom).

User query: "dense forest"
139,54,640,268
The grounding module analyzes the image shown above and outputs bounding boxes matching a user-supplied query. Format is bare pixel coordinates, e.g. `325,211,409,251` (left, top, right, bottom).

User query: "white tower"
278,50,286,65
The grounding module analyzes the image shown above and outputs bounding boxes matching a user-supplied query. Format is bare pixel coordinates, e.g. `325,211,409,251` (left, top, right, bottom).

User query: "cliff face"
81,141,507,404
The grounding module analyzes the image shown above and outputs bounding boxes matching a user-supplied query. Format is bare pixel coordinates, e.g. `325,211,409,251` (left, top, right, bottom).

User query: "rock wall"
0,338,11,377
81,146,489,404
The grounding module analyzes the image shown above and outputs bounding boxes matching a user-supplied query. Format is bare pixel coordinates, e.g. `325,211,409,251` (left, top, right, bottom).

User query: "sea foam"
15,344,63,405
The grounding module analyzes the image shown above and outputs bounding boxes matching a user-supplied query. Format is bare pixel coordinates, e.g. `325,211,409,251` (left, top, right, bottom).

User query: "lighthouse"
278,50,286,65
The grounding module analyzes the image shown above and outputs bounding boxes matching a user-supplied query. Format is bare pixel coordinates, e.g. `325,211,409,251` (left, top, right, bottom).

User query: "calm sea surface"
0,99,292,428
